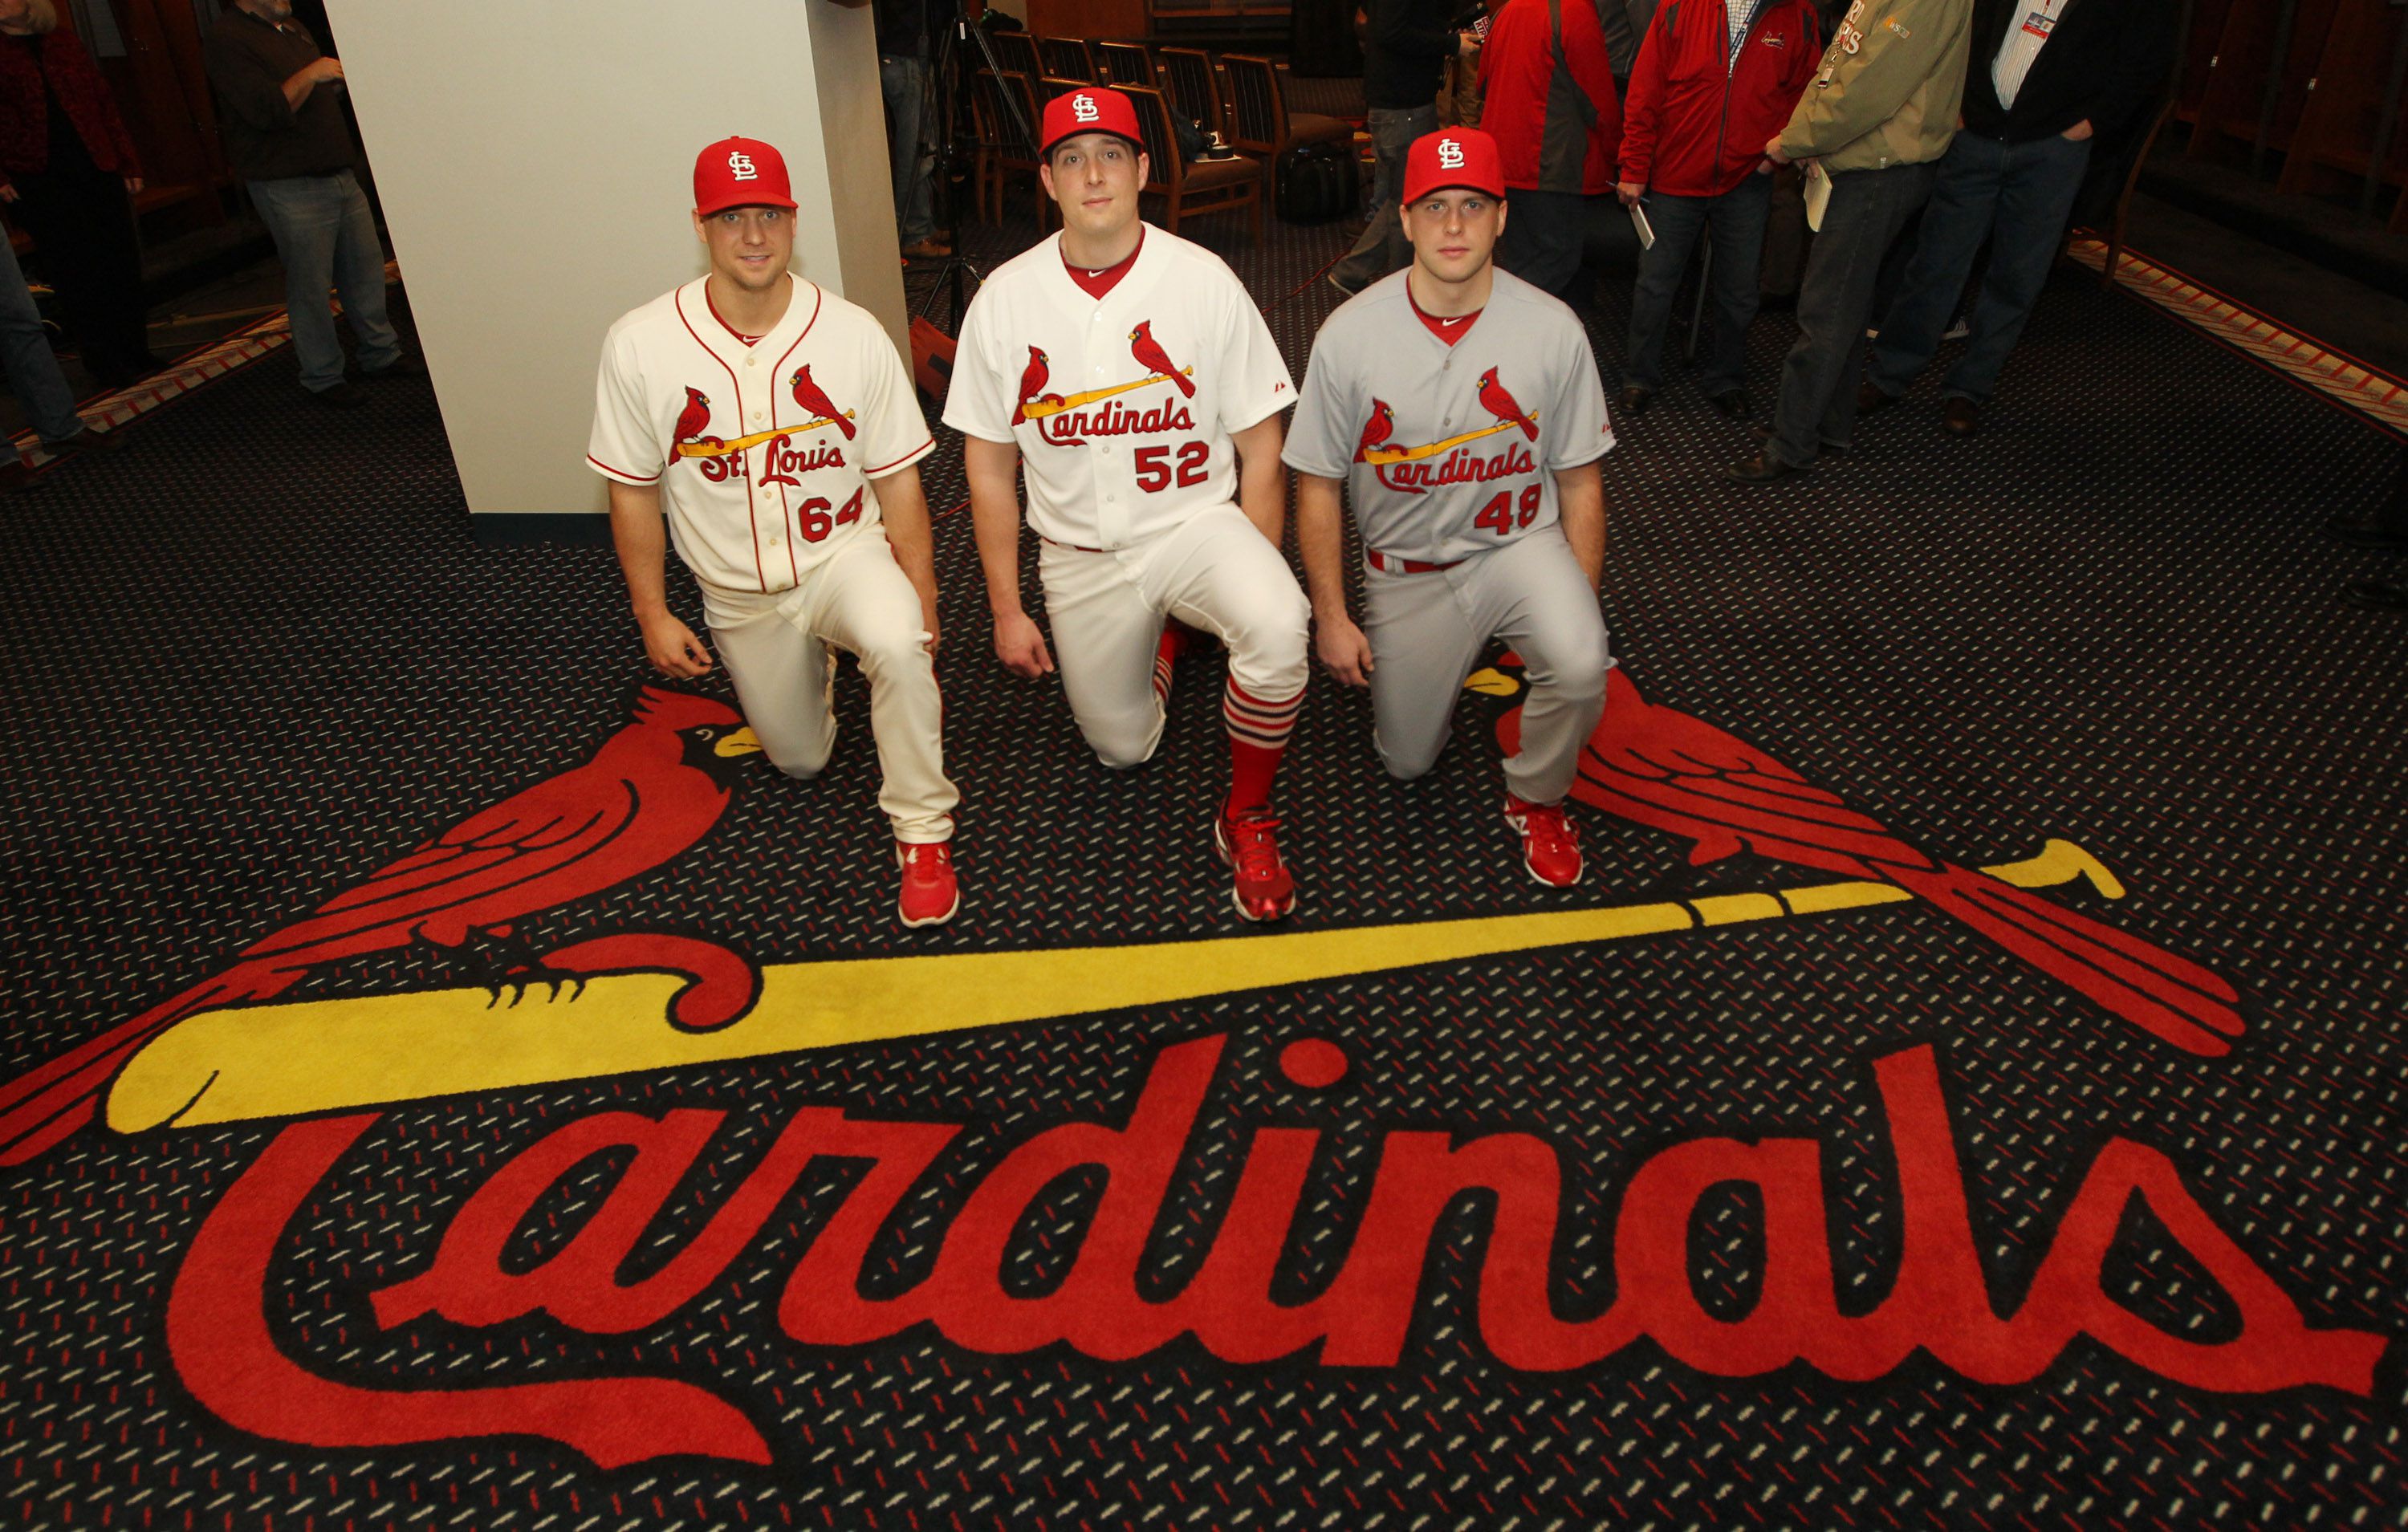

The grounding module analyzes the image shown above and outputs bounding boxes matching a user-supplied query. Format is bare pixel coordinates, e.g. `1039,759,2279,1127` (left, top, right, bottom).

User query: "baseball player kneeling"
945,87,1310,922
588,137,962,927
1287,128,1613,886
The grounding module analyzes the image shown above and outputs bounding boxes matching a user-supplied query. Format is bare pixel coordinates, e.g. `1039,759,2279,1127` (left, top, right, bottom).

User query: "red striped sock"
1222,679,1301,818
1153,628,1179,708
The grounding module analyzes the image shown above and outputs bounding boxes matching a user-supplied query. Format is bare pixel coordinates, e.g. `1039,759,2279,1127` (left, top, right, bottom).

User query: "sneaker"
1214,811,1296,922
897,839,959,928
308,380,370,408
362,352,427,379
1503,794,1583,887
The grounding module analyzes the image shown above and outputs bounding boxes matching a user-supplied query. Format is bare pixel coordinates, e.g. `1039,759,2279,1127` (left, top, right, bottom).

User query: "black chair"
1038,36,1097,82
1096,40,1158,89
1157,47,1229,141
1221,54,1354,201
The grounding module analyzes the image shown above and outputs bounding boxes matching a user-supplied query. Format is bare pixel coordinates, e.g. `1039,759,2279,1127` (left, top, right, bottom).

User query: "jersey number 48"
1473,484,1543,537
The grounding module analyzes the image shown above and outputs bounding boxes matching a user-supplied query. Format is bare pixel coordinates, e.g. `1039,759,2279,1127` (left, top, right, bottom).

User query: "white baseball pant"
1037,502,1311,767
1363,525,1609,803
705,529,958,843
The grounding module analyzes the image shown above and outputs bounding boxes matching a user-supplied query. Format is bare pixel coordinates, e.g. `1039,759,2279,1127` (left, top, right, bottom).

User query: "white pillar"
322,0,905,533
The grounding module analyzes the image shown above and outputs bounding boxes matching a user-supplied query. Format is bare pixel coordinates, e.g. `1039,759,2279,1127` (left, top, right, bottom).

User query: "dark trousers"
1867,129,2092,405
1765,161,1937,469
11,158,151,388
1624,171,1773,395
1498,189,1597,307
1332,104,1438,291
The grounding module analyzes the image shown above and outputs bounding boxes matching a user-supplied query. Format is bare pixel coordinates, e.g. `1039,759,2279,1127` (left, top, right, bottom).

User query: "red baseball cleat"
1214,811,1296,922
897,839,959,928
1503,794,1583,888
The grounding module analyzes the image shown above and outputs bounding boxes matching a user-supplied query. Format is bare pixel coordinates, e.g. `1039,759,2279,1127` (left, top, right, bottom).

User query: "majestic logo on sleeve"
1011,316,1197,445
1353,369,1540,494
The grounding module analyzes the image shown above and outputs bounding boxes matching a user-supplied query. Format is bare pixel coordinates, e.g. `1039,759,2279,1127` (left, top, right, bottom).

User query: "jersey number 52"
1133,441,1210,493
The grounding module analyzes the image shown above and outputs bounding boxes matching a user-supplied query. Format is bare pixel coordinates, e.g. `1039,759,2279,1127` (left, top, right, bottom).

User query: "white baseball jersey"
588,277,933,608
1283,269,1613,566
942,229,1294,550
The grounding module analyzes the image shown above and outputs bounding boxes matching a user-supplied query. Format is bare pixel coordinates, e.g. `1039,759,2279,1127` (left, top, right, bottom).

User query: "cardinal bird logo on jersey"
1011,345,1064,425
1477,367,1540,441
1354,399,1396,461
0,689,767,1165
675,386,719,452
1129,321,1197,399
1479,663,2247,1058
788,365,856,440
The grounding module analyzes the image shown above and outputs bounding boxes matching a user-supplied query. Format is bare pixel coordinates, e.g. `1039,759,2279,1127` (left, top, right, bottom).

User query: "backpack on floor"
1276,141,1360,225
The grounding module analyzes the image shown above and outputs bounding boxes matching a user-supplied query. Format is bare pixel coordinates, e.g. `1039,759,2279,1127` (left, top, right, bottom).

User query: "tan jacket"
1775,0,1974,174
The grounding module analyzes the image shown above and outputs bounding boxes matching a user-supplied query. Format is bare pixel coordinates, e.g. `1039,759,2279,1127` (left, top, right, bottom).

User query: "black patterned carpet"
2,195,2405,1532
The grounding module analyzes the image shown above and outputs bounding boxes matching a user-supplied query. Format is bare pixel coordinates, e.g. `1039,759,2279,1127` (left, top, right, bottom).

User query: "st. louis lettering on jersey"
589,278,932,612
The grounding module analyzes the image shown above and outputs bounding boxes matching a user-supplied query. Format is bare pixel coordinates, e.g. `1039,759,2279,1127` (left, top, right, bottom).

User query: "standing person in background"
1479,0,1622,307
1330,0,1477,295
0,230,121,478
204,0,417,408
1614,0,1821,419
877,0,947,262
1855,0,2175,437
1725,0,1974,482
0,0,158,392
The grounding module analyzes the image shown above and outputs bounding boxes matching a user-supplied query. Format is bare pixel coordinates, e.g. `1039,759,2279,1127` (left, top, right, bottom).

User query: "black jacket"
1959,0,2175,144
1364,0,1459,109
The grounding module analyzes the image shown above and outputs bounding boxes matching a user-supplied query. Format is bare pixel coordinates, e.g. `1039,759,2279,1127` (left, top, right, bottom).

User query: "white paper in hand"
1803,163,1832,232
1628,201,1655,250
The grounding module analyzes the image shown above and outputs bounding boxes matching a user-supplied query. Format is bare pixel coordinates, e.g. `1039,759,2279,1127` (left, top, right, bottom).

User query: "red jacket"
0,26,141,188
1619,0,1818,197
1479,0,1622,196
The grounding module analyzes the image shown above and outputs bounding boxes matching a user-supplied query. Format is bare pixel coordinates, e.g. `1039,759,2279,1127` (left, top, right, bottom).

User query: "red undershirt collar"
1063,227,1145,299
1408,282,1482,346
705,282,767,347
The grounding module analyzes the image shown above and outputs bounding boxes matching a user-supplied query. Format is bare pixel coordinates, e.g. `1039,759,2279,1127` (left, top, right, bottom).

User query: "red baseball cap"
1401,128,1506,205
1040,86,1144,157
694,137,799,217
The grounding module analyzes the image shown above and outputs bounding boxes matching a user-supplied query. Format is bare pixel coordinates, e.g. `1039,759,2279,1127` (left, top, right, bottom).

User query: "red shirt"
0,26,141,185
1064,229,1144,299
1479,0,1623,195
1620,0,1822,197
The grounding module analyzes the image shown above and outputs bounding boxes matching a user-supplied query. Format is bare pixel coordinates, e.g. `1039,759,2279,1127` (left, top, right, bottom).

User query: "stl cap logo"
1072,93,1100,124
1438,136,1466,169
727,149,759,181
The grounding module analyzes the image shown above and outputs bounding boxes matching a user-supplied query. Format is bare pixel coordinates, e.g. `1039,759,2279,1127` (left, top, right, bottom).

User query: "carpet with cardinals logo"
2,203,2406,1532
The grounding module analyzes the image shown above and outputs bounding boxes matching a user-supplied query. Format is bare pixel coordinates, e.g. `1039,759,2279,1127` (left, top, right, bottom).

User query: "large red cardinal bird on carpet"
1129,321,1196,398
0,689,759,1165
788,364,856,440
1476,367,1538,441
1495,668,2246,1057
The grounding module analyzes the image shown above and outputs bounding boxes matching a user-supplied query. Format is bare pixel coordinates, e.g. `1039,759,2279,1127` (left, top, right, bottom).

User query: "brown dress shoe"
901,237,954,259
1724,449,1812,484
1617,384,1653,417
1857,380,1899,415
1942,396,1980,437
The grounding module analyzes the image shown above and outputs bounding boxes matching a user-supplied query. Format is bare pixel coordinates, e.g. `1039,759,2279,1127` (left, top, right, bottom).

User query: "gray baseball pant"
1363,526,1609,803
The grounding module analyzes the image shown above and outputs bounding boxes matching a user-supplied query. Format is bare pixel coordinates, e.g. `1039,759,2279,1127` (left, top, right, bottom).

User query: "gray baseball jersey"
1283,268,1613,563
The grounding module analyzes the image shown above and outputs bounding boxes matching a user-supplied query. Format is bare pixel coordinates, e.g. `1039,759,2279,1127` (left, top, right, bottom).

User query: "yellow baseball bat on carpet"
105,840,2120,1132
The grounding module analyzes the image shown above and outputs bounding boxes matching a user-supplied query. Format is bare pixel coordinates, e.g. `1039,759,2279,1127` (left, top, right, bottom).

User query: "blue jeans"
1767,161,1937,468
1332,104,1438,291
1625,171,1774,395
1866,130,2092,405
0,231,87,445
881,54,937,249
248,169,401,393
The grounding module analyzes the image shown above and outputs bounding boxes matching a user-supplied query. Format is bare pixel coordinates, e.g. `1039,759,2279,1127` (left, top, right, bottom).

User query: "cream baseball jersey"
588,277,933,599
1283,269,1613,565
942,229,1294,550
